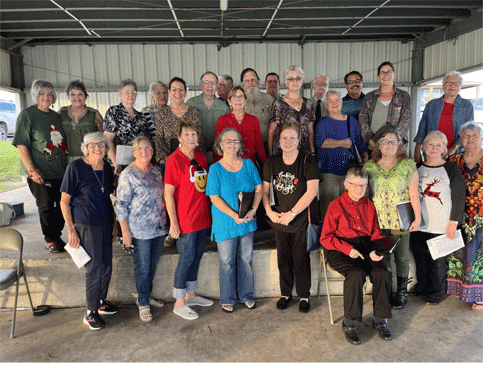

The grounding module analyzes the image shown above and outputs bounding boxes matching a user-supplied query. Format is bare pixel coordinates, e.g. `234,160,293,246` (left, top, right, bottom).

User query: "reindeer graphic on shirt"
421,178,443,205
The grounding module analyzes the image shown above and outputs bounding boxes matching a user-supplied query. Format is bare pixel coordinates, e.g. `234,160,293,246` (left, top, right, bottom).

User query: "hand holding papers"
426,230,465,260
64,244,91,268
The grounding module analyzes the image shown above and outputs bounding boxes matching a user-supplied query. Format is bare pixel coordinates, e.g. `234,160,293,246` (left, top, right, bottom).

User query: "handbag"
346,116,363,168
306,206,322,252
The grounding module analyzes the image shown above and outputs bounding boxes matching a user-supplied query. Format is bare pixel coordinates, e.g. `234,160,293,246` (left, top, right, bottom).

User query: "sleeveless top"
60,105,99,159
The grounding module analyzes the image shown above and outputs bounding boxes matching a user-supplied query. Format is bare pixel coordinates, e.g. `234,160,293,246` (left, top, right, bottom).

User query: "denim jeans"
132,235,166,306
173,228,208,299
217,231,255,305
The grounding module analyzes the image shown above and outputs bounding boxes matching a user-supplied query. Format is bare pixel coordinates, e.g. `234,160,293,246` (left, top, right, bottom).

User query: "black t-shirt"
263,151,320,233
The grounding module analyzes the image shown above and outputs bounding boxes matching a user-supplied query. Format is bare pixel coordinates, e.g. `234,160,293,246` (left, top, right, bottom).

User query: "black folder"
238,191,255,219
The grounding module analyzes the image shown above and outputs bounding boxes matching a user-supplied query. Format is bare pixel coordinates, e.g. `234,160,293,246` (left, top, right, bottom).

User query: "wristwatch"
290,209,297,217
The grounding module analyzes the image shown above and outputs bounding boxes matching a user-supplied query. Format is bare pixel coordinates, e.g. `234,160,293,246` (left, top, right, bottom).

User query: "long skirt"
446,227,483,303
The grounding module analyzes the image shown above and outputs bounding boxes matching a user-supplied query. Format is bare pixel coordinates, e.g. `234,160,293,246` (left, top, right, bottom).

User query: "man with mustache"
342,71,365,122
240,68,275,150
265,72,281,99
217,75,233,104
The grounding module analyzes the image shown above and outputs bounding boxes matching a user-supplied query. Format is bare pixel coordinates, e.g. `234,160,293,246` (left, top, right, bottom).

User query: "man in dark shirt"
320,167,393,345
341,71,365,122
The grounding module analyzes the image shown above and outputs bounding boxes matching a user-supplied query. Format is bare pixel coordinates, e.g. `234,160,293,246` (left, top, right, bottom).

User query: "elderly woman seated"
319,167,393,345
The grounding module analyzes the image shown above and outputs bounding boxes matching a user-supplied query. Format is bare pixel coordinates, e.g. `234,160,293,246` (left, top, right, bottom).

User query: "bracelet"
29,166,36,173
290,209,297,217
67,224,76,230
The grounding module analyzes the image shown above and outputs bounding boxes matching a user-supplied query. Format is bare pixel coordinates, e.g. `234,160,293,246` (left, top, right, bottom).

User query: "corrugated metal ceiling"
0,0,483,45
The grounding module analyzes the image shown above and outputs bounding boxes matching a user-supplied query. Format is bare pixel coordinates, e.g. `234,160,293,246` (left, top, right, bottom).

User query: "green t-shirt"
186,94,229,148
363,158,416,230
12,105,68,179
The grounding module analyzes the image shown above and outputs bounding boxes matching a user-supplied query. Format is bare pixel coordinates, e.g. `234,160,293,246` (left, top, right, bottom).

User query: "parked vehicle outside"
0,100,17,141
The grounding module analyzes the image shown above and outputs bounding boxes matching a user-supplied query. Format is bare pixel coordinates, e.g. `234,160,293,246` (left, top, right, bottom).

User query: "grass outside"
0,141,24,193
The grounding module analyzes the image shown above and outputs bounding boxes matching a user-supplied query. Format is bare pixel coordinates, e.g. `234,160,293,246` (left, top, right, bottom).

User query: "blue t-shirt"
315,116,367,176
60,159,114,227
206,158,262,242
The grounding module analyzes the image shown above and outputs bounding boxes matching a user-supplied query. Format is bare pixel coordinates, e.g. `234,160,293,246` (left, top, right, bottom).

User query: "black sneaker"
98,300,118,315
56,238,67,252
83,311,106,330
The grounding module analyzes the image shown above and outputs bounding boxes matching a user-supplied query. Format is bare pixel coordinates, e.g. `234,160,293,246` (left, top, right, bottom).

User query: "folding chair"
317,247,345,325
0,228,35,338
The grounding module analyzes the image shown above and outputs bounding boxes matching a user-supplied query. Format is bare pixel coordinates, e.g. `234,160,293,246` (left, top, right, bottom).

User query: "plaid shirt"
358,87,411,142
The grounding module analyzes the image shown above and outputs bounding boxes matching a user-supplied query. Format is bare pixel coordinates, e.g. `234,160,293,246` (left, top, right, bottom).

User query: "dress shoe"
298,299,310,313
342,321,361,345
373,318,393,341
425,296,441,305
276,296,292,310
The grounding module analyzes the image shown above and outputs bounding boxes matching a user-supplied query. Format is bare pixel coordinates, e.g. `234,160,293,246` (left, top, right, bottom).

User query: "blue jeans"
132,235,165,306
173,228,208,299
217,231,255,305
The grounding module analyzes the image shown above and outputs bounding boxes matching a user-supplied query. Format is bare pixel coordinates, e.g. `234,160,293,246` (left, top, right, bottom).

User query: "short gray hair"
312,74,329,87
31,80,57,104
283,65,304,81
131,135,153,151
443,71,463,85
81,132,110,157
345,167,368,182
422,131,448,158
219,75,233,86
213,128,245,157
119,79,137,92
148,81,167,96
459,122,483,140
325,90,342,101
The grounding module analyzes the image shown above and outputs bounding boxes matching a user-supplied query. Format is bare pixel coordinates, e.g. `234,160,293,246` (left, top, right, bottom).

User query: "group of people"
12,64,482,344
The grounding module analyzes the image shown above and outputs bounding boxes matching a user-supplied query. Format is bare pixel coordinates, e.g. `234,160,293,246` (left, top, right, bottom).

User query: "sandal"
149,298,165,308
471,302,483,312
138,305,152,322
221,304,234,313
244,300,256,309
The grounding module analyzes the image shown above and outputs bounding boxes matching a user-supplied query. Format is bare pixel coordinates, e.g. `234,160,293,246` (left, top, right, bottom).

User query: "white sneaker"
173,305,199,320
186,295,214,307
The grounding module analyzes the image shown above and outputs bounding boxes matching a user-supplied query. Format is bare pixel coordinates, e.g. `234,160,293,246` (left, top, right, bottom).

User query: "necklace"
92,168,105,193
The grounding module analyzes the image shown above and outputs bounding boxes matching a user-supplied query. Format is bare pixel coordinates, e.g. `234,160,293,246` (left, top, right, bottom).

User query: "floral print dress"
446,153,483,303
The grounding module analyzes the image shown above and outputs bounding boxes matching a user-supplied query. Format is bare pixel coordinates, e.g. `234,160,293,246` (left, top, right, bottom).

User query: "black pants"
410,231,447,301
275,229,311,299
326,249,392,321
77,224,113,311
27,179,65,243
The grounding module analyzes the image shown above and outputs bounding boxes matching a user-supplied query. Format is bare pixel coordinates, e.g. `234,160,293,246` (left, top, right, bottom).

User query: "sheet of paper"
426,230,465,260
64,244,91,268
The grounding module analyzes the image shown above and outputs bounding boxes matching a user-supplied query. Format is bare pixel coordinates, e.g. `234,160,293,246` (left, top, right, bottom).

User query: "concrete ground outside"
0,293,483,362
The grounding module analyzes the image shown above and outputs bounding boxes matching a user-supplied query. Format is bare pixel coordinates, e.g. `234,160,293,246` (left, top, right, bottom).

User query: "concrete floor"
1,293,482,362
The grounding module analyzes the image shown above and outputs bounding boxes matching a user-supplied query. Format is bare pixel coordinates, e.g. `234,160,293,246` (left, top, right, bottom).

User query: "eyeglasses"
379,69,394,76
190,159,204,172
347,182,368,189
286,77,303,83
379,140,399,146
314,82,328,88
230,95,246,100
170,87,186,93
133,145,153,152
87,142,106,148
121,90,137,95
346,79,362,85
202,80,217,86
243,77,258,83
444,82,461,87
223,139,241,144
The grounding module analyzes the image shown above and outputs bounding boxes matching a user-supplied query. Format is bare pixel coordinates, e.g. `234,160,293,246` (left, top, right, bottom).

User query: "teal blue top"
206,158,262,242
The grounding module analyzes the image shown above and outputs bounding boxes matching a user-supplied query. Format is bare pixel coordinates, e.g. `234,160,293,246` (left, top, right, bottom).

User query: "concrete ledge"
1,240,417,309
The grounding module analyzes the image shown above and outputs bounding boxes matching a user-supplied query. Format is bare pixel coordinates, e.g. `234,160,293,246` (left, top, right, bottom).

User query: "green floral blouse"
363,158,417,230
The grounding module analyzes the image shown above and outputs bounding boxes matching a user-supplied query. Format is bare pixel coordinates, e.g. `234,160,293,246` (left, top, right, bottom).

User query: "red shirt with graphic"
164,148,211,234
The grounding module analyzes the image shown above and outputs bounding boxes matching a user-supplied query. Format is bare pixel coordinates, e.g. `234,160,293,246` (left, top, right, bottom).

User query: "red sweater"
320,191,384,255
214,112,267,163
